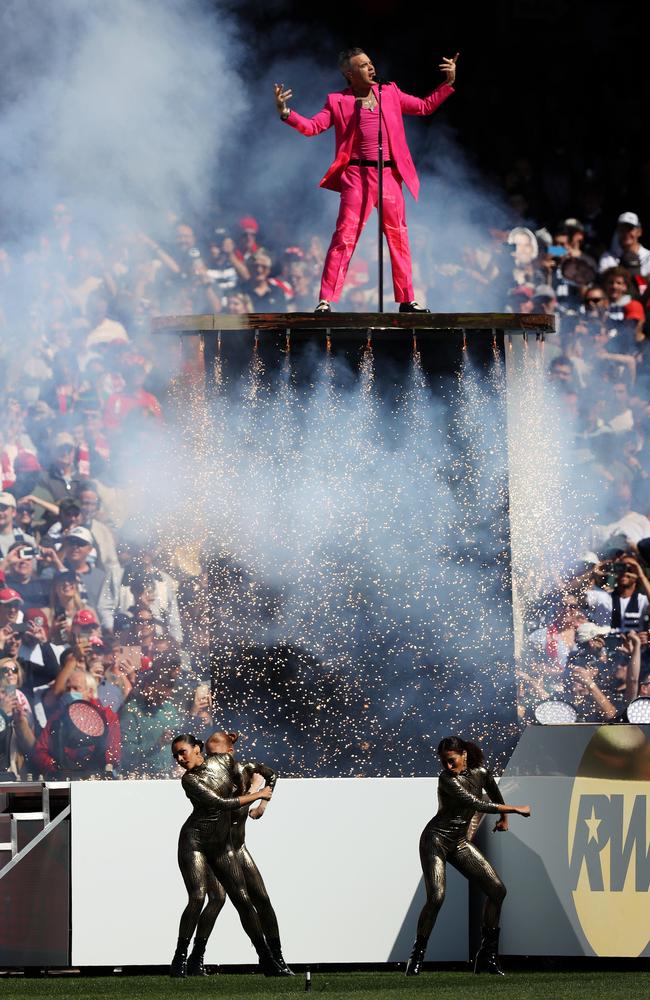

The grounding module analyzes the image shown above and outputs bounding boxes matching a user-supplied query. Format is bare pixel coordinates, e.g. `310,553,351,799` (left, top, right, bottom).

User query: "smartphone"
548,245,568,258
120,645,142,673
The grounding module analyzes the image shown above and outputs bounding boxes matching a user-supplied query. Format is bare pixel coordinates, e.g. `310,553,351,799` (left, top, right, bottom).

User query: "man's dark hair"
338,47,365,75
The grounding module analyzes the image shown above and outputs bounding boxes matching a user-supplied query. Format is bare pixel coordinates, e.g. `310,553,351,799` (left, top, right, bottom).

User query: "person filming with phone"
0,491,38,560
587,555,650,631
0,657,36,779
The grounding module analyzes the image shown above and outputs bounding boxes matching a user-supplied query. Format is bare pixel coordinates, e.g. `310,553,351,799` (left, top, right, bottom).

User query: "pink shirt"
350,105,380,160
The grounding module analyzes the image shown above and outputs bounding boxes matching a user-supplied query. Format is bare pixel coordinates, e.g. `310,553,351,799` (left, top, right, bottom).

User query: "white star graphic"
585,806,601,843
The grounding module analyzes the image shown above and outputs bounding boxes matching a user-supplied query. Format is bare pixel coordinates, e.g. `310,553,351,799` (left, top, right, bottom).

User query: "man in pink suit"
274,48,458,313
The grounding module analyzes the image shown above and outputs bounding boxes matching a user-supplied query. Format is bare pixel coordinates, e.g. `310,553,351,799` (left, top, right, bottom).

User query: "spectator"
1,543,56,607
84,289,129,350
245,250,290,312
58,527,119,630
75,480,119,570
34,431,84,510
586,554,650,631
103,354,163,432
0,657,36,778
48,568,85,643
0,491,37,559
0,588,24,646
563,623,619,722
119,652,184,775
602,266,634,325
207,228,249,299
41,495,84,550
594,482,650,547
599,212,650,277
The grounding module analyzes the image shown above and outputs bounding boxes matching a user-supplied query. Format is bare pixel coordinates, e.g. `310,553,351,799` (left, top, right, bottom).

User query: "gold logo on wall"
568,726,650,957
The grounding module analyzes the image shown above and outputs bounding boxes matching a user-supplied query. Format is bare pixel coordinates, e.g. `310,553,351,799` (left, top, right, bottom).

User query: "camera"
18,545,40,559
603,631,625,650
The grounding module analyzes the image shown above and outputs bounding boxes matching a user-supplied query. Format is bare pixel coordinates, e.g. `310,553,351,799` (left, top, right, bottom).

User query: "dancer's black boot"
405,936,428,976
267,937,295,976
186,937,209,976
256,940,292,977
170,936,190,978
473,926,505,975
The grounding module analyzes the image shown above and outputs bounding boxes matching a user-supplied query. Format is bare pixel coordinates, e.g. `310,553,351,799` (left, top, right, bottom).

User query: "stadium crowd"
1,197,649,779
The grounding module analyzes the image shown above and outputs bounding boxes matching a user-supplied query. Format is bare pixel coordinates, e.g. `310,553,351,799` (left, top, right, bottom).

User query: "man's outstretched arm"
274,82,333,135
398,52,458,116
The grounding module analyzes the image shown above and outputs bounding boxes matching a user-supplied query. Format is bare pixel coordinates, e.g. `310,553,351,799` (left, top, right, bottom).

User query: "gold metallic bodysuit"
176,754,266,950
416,767,506,938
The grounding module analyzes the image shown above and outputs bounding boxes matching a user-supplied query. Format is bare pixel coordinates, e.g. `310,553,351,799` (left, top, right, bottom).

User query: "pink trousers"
319,165,414,303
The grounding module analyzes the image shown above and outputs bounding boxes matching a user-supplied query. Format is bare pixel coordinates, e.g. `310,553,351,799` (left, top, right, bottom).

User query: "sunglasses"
0,666,19,675
0,504,14,512
586,297,604,304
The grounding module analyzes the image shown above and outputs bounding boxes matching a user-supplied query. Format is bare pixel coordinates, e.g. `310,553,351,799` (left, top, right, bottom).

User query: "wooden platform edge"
151,312,557,335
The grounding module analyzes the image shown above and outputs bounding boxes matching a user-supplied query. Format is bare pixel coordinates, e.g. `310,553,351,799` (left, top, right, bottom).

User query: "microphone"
373,76,391,87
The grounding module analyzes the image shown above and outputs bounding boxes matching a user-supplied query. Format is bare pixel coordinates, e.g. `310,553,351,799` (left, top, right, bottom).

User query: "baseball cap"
13,452,42,473
238,216,259,233
618,211,640,228
624,300,645,322
0,588,24,606
534,284,556,300
576,623,612,645
64,526,94,545
0,492,17,509
73,609,99,627
53,431,75,449
508,284,534,300
562,217,585,232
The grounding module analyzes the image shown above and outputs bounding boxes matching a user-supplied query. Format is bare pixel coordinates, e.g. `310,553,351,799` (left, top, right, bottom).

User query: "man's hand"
274,82,293,118
249,801,268,820
439,53,459,86
493,815,509,833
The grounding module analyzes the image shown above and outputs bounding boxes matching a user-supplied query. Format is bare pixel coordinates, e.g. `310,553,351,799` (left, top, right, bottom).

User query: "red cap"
238,216,259,233
13,451,42,473
0,588,23,605
509,284,535,299
73,608,99,626
624,300,645,322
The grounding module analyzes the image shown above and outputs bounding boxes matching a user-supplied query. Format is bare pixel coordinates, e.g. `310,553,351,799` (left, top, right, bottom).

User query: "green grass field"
1,971,648,1000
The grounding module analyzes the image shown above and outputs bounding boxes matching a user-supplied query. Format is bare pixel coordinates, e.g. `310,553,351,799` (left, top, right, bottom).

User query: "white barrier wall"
71,778,467,966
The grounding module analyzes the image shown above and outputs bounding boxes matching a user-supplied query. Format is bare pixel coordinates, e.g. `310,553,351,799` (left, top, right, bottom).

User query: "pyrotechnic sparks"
155,339,519,776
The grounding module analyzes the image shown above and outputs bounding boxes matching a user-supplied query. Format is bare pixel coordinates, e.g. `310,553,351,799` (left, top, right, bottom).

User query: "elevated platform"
152,311,555,338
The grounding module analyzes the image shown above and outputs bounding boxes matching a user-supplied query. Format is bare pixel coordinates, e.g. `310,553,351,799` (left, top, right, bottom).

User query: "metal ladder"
0,782,68,866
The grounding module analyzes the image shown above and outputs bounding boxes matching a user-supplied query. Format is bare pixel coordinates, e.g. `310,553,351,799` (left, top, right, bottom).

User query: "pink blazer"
284,81,454,201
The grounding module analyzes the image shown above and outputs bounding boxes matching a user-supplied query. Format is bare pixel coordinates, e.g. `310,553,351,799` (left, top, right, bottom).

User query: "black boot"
256,940,292,977
267,937,295,976
186,937,209,976
170,936,190,978
405,936,428,976
473,926,505,975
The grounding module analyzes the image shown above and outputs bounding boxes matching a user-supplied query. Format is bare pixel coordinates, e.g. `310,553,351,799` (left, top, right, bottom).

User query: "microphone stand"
377,80,384,314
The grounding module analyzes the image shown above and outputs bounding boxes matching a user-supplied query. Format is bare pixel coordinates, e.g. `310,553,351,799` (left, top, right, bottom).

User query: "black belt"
349,159,394,167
